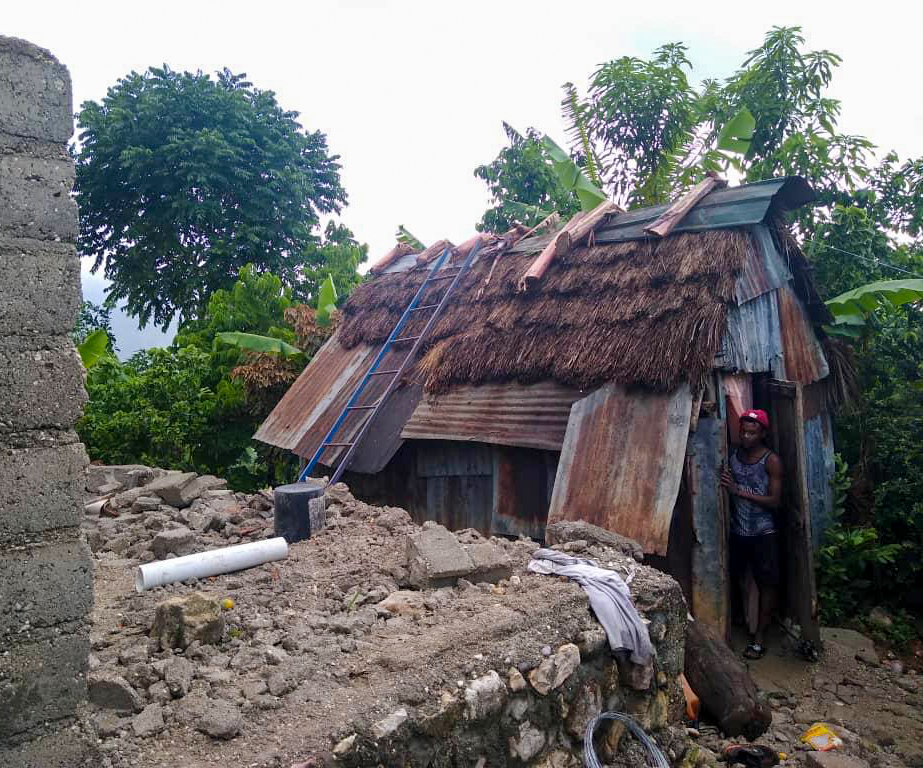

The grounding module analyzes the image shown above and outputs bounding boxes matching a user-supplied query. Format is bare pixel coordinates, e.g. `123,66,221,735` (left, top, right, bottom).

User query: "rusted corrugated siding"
717,290,784,374
402,382,584,451
492,446,554,541
253,334,422,473
804,411,835,550
777,282,829,385
253,336,376,451
735,226,792,305
547,383,692,555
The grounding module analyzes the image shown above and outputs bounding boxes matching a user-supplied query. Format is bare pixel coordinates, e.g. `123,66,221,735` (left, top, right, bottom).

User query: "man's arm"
720,453,783,508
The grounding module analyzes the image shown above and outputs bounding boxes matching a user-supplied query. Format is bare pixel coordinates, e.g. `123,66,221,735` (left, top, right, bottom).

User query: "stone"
577,628,608,657
151,526,196,559
867,606,892,628
566,680,602,738
508,667,527,692
372,708,408,739
508,720,546,762
405,524,474,588
88,671,143,713
267,671,295,697
130,496,162,514
132,703,165,737
164,656,194,698
196,699,241,740
463,540,513,584
793,705,826,724
506,697,530,721
93,710,126,738
545,520,644,562
464,670,507,720
820,627,879,665
333,734,357,755
241,679,268,700
147,680,171,705
805,752,869,768
376,590,427,617
151,592,225,650
530,644,581,695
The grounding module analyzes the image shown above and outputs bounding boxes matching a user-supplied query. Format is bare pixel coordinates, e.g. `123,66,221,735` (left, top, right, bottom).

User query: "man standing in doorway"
721,409,783,659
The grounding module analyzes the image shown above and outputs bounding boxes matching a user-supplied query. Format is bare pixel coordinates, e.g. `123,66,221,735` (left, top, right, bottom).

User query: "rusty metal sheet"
735,225,793,305
548,382,692,555
804,411,835,550
777,282,829,385
717,290,784,374
254,334,422,474
687,415,729,636
491,446,554,541
415,441,493,478
402,381,585,452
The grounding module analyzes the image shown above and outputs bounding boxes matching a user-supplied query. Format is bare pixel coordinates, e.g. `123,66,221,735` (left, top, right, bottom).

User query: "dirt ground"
694,624,923,768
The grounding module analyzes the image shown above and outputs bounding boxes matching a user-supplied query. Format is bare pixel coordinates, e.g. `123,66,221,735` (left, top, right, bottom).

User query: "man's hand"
720,468,738,495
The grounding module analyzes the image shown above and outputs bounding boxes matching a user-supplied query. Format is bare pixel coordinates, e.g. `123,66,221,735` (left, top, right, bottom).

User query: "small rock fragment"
196,699,241,740
372,708,408,739
464,670,507,720
88,671,143,713
132,703,165,737
151,592,224,650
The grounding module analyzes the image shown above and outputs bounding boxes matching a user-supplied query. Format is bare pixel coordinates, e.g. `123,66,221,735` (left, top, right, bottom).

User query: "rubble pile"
83,466,690,768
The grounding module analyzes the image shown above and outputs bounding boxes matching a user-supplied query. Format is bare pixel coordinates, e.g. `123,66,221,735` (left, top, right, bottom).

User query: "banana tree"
825,278,923,338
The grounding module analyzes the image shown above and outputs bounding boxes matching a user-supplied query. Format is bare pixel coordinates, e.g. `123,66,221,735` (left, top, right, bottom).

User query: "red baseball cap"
740,409,769,429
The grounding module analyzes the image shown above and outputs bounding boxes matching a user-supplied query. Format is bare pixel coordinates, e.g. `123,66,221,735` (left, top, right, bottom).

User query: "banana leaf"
717,107,755,155
541,136,608,212
77,329,110,368
316,274,338,327
826,278,923,319
217,331,302,358
395,225,425,251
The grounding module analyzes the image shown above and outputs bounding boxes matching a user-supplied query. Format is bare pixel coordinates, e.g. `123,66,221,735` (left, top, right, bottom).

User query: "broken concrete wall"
0,35,95,766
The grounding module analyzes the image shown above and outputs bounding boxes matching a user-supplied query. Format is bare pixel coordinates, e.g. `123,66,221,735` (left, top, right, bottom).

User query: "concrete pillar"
0,36,95,765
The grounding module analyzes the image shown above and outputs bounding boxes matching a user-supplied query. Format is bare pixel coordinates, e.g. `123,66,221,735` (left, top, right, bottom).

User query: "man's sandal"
743,643,766,659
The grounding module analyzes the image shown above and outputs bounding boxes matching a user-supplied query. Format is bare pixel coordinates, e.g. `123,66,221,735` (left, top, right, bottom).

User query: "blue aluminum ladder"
299,240,484,486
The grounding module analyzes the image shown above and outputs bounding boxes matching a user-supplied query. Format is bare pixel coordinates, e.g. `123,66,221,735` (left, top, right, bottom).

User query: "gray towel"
528,548,653,666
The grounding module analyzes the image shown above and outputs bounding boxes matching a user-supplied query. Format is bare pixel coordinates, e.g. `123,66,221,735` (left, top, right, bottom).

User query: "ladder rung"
346,403,378,411
392,335,422,343
410,304,440,312
323,441,354,448
428,272,462,281
369,369,400,376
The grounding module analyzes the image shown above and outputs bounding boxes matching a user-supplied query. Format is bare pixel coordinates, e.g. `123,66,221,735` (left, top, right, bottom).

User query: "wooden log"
518,200,619,291
684,618,771,740
644,172,727,238
415,239,454,267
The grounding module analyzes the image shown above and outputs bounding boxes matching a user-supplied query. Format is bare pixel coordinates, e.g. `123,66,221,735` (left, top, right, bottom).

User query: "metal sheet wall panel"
423,475,493,534
717,290,784,375
804,412,835,550
402,382,584,452
777,282,829,385
547,382,692,555
491,446,553,540
415,440,493,478
687,416,729,635
735,226,793,305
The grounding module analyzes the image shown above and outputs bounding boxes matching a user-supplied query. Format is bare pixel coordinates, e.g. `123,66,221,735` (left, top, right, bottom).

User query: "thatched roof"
339,227,751,394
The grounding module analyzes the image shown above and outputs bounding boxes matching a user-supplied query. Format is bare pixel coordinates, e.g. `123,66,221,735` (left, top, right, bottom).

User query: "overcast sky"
7,1,922,356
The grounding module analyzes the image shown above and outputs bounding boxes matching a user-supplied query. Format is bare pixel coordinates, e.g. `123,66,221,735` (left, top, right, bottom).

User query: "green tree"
474,124,579,233
75,66,347,329
293,221,368,305
72,300,117,351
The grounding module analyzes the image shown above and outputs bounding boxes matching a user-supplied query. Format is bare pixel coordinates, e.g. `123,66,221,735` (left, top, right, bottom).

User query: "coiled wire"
584,712,670,768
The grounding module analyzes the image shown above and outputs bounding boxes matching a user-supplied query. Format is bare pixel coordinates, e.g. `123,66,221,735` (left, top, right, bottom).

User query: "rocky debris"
196,699,241,740
375,590,427,617
464,670,507,720
545,519,644,562
87,464,157,495
463,540,513,583
806,753,870,768
88,671,143,713
508,720,546,761
372,708,408,739
151,525,196,558
132,703,165,737
143,471,228,509
163,656,194,698
150,592,224,650
405,523,475,588
527,643,581,695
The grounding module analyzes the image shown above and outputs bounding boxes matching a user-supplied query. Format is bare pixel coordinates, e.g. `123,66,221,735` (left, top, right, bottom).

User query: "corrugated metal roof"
402,381,585,452
735,226,793,305
253,335,422,473
547,382,692,555
594,177,814,244
778,282,829,385
717,289,784,374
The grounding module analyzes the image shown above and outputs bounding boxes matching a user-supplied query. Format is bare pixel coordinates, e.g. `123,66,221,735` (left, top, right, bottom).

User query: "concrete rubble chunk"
151,526,196,559
405,524,474,588
372,707,408,739
463,540,513,583
545,519,644,562
196,699,241,740
146,472,225,508
163,656,194,698
88,671,143,713
151,592,225,650
806,752,869,768
464,670,507,720
132,703,166,737
333,733,357,755
375,589,427,617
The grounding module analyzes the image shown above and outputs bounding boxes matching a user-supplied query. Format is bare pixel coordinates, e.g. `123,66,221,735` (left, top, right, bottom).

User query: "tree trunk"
684,619,771,739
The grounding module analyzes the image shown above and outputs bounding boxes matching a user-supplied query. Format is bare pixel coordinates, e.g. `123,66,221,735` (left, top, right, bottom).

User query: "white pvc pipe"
135,537,289,592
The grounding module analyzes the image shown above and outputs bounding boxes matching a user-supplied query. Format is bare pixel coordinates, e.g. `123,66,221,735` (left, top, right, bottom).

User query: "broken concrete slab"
88,671,143,713
405,523,474,588
132,703,165,738
463,540,513,584
805,752,869,768
820,627,878,665
151,526,195,559
86,464,155,494
150,592,224,650
545,520,644,562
